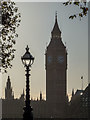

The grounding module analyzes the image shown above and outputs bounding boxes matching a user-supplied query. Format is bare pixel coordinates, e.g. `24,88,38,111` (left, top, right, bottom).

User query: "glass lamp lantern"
21,45,34,67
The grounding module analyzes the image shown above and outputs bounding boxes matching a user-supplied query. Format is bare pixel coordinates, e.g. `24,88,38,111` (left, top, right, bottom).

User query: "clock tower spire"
51,12,61,39
45,13,67,118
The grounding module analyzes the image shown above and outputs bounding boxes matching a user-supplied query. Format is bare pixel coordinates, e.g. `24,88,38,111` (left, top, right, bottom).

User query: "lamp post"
21,45,34,120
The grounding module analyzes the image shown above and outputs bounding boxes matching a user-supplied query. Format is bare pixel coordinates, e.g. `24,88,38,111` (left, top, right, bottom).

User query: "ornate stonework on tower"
5,76,14,100
45,13,67,118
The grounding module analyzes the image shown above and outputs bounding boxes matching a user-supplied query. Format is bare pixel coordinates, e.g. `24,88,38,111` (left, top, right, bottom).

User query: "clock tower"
45,13,67,118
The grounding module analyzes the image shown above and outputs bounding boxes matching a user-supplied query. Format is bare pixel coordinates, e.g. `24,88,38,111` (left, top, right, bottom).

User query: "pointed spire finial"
51,12,61,38
7,76,10,82
81,76,83,90
40,91,42,101
23,88,24,95
72,88,74,97
55,11,57,22
8,76,10,79
26,45,29,52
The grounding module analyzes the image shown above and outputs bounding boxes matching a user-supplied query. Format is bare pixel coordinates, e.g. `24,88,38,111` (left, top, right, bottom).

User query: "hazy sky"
1,2,88,99
16,0,64,1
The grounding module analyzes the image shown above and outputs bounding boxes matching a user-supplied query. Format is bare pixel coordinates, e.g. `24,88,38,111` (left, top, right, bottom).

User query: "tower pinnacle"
51,12,61,38
7,76,10,82
7,76,11,89
23,88,25,96
40,91,42,101
55,11,57,22
5,76,14,99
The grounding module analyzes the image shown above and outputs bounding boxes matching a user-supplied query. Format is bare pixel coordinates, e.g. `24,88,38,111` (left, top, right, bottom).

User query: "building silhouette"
68,85,90,118
45,13,67,118
1,14,89,119
5,76,14,100
2,76,24,119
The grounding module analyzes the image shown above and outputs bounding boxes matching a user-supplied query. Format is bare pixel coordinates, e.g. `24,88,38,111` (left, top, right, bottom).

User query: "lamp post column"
25,66,30,109
21,46,34,120
23,66,33,120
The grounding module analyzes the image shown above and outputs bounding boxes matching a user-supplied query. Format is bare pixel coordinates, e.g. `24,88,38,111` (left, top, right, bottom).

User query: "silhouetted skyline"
1,14,89,118
2,2,88,99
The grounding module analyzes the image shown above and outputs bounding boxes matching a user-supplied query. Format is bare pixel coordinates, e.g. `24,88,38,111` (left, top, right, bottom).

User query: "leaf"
69,15,76,19
79,13,83,17
74,2,79,6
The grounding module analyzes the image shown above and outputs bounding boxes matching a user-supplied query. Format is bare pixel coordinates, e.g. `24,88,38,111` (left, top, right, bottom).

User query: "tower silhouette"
40,91,42,101
45,13,67,118
5,76,14,100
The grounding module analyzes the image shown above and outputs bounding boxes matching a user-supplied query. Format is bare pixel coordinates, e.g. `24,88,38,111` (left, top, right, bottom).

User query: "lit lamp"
21,45,34,120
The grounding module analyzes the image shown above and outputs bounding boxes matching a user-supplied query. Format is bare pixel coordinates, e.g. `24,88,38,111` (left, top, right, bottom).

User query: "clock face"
57,56,64,63
47,56,52,63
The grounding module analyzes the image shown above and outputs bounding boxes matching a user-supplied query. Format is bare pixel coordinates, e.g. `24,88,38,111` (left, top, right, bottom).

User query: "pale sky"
1,2,88,100
15,0,63,1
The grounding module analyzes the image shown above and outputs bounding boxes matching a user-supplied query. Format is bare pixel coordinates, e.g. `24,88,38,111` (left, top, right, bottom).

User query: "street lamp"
21,45,34,120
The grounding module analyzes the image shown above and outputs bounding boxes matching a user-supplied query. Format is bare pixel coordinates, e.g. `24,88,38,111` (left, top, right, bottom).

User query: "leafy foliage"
0,1,21,73
63,0,88,20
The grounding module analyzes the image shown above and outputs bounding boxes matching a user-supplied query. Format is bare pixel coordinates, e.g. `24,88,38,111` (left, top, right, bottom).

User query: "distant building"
5,76,14,100
2,76,24,119
2,76,46,119
68,84,90,118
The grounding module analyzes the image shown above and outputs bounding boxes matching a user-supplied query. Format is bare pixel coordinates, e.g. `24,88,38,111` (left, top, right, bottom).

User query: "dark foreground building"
68,84,90,119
